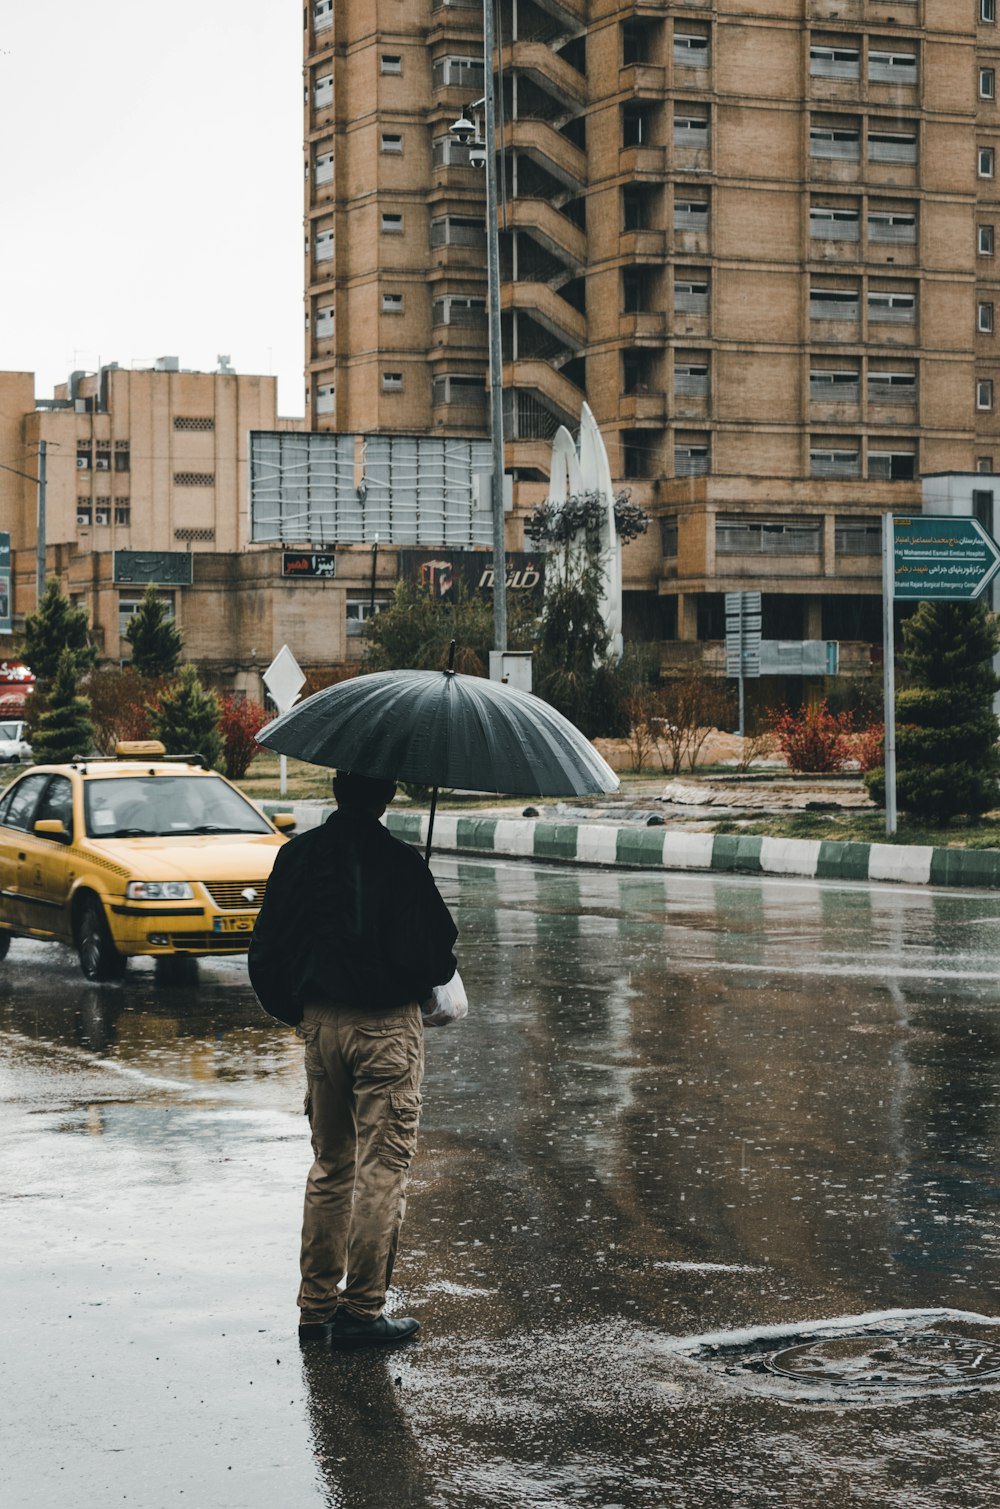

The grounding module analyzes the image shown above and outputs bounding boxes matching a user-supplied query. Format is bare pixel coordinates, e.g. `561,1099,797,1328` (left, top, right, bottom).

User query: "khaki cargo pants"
298,1001,424,1323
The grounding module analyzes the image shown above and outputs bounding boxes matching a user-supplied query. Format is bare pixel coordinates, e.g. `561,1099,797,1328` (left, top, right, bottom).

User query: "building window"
674,197,709,231
810,44,861,80
76,500,92,527
809,286,860,320
868,125,918,164
381,213,404,234
982,68,996,100
809,205,860,241
432,295,486,326
980,146,996,178
114,442,130,471
314,151,333,184
835,517,881,556
867,290,916,323
810,446,861,479
980,301,995,333
675,436,709,476
980,225,996,255
314,73,333,109
173,472,215,486
95,448,111,472
315,229,334,262
867,208,917,244
674,276,709,313
978,379,994,410
978,455,995,472
432,374,487,406
809,122,861,160
381,133,403,154
983,0,996,22
673,111,709,148
346,597,390,636
316,383,335,415
429,216,486,249
382,293,405,314
381,54,403,74
173,416,215,431
868,448,916,480
674,358,709,397
623,103,656,147
717,517,822,554
382,372,404,392
313,0,333,31
868,370,917,402
431,56,485,90
76,445,91,471
868,49,918,86
674,33,710,69
120,593,174,641
94,498,111,526
809,367,861,401
315,305,334,338
115,502,131,526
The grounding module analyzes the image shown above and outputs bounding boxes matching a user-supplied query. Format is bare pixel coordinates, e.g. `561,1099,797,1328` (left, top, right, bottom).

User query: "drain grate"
666,1308,1000,1406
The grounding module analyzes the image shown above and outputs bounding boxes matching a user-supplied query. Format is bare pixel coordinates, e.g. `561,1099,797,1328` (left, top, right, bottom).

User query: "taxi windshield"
84,774,273,839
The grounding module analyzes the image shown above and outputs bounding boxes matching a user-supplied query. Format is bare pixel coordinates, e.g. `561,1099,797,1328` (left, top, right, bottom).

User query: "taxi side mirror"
272,812,297,833
34,818,70,843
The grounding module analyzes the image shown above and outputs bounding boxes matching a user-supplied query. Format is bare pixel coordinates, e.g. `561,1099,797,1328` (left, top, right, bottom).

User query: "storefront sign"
113,551,193,586
282,551,338,579
401,550,544,601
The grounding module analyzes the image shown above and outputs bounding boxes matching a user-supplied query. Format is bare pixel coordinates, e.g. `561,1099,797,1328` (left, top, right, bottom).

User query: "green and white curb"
261,802,1000,890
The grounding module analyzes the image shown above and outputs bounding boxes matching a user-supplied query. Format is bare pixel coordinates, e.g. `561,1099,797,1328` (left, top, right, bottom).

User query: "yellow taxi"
0,742,295,980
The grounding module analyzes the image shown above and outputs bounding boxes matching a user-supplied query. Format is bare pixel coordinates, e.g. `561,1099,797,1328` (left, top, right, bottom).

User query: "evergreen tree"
31,648,95,763
126,585,184,677
21,577,97,686
151,665,223,769
866,599,1000,820
533,560,626,737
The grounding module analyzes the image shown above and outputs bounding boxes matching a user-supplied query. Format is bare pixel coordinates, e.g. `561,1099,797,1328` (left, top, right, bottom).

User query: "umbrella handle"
425,787,439,865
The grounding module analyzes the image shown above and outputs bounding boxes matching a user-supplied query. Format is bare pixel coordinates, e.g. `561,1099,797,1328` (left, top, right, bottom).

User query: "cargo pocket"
377,1090,422,1171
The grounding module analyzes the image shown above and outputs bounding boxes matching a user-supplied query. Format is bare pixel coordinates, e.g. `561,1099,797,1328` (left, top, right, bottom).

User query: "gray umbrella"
257,667,619,859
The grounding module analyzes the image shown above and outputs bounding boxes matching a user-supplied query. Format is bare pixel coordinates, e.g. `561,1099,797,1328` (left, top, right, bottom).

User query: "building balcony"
620,228,667,260
619,63,667,97
619,310,667,341
621,391,667,421
619,144,666,178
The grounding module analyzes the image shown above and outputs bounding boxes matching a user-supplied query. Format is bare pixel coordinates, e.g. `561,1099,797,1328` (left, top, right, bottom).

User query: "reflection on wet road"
2,860,1000,1507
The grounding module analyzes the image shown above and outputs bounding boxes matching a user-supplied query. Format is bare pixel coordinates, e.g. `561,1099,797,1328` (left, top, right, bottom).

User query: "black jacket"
248,808,458,1026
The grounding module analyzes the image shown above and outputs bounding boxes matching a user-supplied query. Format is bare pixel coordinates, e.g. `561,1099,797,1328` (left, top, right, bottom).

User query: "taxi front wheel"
77,898,127,982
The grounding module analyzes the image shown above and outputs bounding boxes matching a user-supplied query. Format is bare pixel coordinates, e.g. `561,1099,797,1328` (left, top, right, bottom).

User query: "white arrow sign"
262,645,306,797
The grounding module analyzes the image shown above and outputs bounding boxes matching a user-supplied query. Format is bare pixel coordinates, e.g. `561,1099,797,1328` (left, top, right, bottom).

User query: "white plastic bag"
421,968,469,1028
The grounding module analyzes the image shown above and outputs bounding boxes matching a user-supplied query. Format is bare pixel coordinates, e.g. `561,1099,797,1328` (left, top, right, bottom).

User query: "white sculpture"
545,403,623,660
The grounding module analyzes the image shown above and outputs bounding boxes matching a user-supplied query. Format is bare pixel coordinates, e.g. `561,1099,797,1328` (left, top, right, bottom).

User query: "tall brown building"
305,0,1000,674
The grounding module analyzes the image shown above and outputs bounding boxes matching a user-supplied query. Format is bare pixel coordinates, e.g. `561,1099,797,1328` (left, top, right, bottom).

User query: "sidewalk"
261,801,1000,890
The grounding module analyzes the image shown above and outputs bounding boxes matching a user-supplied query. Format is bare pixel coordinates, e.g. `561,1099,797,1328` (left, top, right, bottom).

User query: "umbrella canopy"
257,668,619,799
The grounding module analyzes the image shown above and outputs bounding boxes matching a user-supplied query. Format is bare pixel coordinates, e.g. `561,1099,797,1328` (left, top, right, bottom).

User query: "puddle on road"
665,1307,1000,1407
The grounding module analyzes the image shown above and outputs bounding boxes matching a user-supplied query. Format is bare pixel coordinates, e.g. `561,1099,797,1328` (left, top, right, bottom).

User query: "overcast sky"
0,0,304,414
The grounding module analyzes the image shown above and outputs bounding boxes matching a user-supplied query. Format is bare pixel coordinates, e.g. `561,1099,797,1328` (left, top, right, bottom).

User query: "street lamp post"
451,0,508,658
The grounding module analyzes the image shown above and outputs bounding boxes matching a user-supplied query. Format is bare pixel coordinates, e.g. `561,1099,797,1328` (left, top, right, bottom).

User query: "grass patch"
711,809,1000,850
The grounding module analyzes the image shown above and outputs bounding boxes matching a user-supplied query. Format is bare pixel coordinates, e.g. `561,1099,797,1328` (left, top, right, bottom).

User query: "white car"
0,722,32,764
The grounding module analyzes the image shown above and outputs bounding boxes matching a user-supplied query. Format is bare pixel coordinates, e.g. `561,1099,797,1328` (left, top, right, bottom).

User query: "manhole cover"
666,1308,1000,1407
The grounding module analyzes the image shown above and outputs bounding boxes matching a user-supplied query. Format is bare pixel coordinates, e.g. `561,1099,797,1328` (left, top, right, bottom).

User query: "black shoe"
330,1311,420,1349
298,1317,337,1343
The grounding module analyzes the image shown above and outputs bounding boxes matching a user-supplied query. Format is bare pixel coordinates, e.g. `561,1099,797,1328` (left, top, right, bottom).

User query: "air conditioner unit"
76,457,89,469
77,514,91,526
95,458,110,470
95,511,110,526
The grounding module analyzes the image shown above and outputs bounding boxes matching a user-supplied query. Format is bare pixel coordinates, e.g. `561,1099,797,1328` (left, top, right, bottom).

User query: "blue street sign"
892,516,1000,601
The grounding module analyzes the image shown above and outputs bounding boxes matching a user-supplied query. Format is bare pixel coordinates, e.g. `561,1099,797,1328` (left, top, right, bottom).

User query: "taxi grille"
204,880,267,909
167,933,252,953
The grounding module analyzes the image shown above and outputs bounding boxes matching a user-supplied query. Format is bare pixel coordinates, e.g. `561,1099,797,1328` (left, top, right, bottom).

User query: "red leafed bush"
849,721,885,774
219,695,272,780
768,700,855,773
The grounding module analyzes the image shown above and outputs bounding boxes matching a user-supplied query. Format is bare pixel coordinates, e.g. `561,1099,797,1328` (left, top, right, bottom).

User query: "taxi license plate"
213,914,257,933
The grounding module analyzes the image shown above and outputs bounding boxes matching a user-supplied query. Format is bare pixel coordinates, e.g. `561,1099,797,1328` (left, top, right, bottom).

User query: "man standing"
249,770,458,1348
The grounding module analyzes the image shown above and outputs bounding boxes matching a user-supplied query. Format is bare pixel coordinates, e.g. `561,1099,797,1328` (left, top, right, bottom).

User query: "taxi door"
16,775,76,940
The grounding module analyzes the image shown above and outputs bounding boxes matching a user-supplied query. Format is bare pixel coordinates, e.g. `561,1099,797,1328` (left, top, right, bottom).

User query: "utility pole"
36,440,47,606
483,0,507,654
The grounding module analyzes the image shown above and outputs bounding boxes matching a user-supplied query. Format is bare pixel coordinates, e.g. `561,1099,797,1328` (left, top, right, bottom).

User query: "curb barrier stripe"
259,805,1000,891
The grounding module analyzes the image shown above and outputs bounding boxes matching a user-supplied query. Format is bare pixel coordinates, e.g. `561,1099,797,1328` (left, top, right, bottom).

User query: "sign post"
882,514,1000,835
262,645,306,798
0,532,11,637
725,591,762,735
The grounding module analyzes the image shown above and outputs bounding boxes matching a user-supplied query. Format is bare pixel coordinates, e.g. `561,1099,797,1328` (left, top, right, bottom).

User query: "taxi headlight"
126,881,195,901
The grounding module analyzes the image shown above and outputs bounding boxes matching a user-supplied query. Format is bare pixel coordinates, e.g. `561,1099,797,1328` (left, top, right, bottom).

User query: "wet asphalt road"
3,857,1000,1508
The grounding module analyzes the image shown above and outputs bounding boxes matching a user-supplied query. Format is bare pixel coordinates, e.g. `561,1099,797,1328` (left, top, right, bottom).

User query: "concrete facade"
304,0,1000,675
